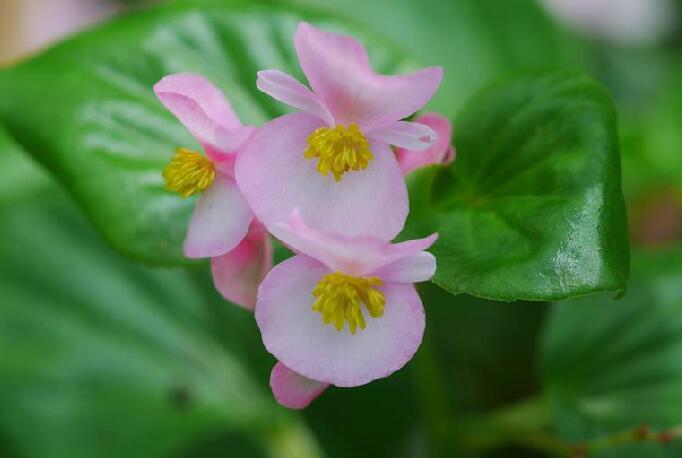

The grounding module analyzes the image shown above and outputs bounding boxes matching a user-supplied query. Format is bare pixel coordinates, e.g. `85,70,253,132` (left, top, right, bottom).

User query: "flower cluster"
155,22,453,409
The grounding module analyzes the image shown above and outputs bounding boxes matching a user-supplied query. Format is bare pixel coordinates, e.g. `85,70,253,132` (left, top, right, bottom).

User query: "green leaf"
0,191,320,458
0,123,51,207
417,283,547,412
0,0,410,264
404,71,630,301
541,248,682,457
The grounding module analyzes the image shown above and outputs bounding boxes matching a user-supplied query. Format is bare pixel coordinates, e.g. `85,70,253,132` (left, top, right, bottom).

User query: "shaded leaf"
542,248,682,457
0,192,318,458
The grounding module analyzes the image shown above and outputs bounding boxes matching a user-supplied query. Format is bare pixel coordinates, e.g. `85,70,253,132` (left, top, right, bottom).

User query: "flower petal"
270,361,329,409
373,252,437,284
271,209,438,276
256,70,334,125
209,125,256,163
256,255,425,387
184,174,253,258
210,221,272,310
367,120,437,150
235,112,408,241
154,73,253,156
294,22,443,129
394,113,455,175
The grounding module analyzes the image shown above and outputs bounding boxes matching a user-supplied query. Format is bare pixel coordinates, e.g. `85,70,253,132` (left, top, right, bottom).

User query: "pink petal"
271,209,438,277
255,255,425,387
270,361,329,409
366,120,437,150
211,154,236,177
154,73,254,156
155,73,241,128
210,220,272,310
373,252,437,284
208,125,256,164
235,112,408,241
256,70,334,126
184,174,253,259
294,22,443,129
394,113,455,175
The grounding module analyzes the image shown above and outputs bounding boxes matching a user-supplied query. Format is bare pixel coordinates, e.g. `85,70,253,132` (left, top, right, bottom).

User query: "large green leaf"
0,0,410,264
0,192,320,458
541,248,682,457
404,71,630,301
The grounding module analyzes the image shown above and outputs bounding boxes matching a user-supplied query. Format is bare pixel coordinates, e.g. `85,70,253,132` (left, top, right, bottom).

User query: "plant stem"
448,396,572,456
265,421,325,458
581,422,682,456
449,395,682,457
412,327,451,438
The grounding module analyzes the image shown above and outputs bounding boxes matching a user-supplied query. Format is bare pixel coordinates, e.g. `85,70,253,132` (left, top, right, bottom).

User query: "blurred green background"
1,0,681,457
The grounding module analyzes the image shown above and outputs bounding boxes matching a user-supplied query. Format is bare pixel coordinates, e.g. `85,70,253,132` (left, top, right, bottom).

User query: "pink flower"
255,210,437,396
395,113,455,175
270,361,329,410
211,220,272,310
154,73,270,310
236,22,443,241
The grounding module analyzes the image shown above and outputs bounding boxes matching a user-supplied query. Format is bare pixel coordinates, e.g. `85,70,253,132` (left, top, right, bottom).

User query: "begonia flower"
211,220,272,310
155,73,269,309
395,113,455,175
270,361,329,410
236,22,443,240
255,210,437,393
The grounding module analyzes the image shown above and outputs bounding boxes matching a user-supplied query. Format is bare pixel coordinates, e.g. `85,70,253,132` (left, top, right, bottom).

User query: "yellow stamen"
311,272,385,334
162,147,215,198
304,123,373,181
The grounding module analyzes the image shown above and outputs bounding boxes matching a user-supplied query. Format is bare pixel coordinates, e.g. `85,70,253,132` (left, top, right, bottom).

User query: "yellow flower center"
304,123,373,182
311,272,385,334
162,147,215,198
